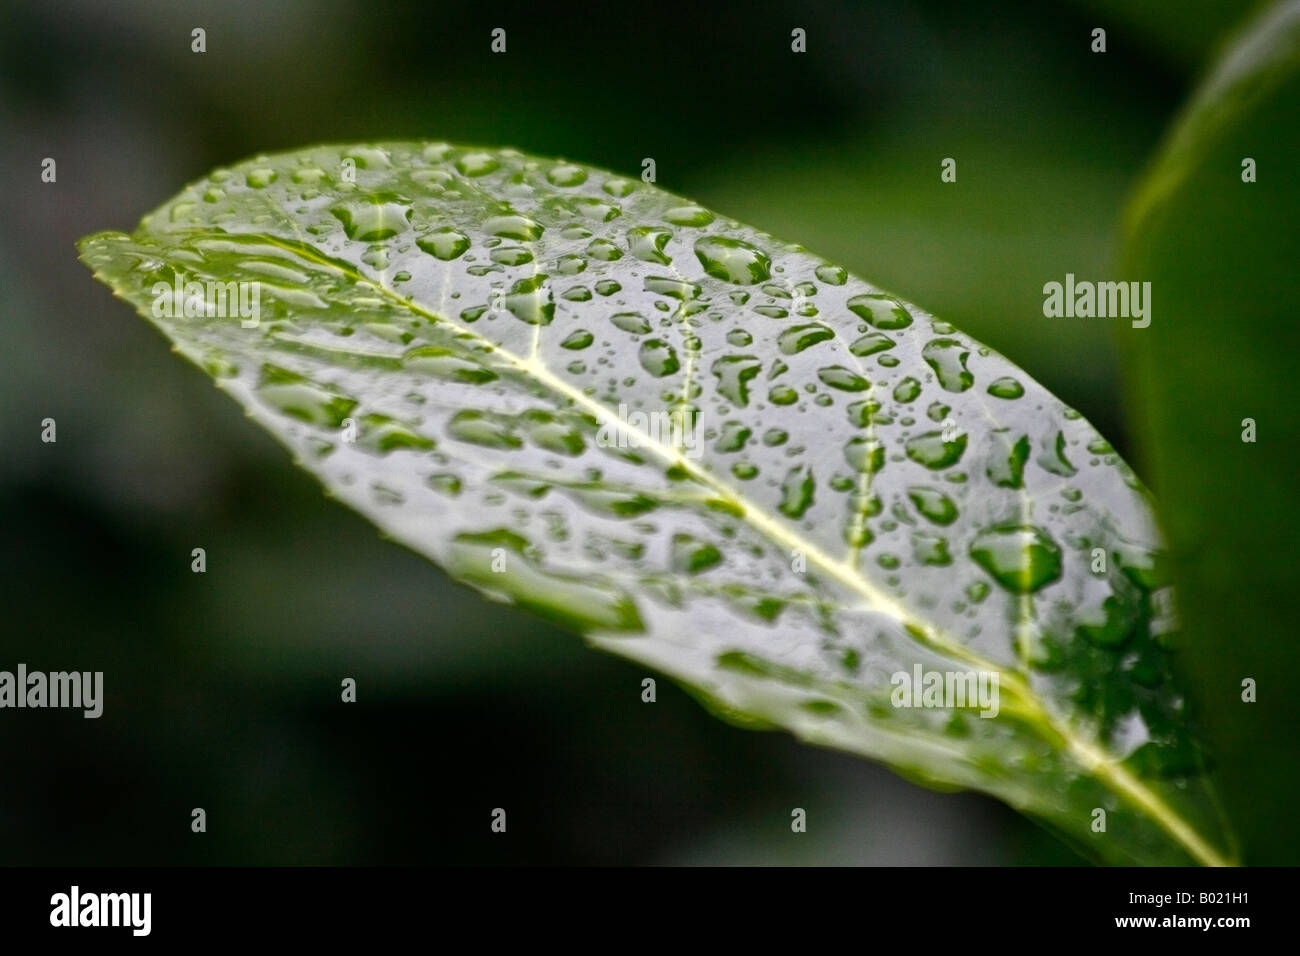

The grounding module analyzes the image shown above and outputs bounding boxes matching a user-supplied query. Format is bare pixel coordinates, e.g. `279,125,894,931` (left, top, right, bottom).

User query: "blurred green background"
0,0,1277,864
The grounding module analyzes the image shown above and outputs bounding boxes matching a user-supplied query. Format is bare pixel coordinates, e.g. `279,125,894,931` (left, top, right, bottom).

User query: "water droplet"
448,410,523,448
246,167,277,188
628,226,673,264
907,486,958,524
664,205,714,227
849,331,895,357
912,532,952,566
404,346,498,384
611,312,652,334
427,473,462,497
331,198,412,241
484,214,544,241
987,376,1024,399
779,323,834,354
447,530,643,633
779,465,815,518
643,276,700,300
546,163,587,187
561,330,593,350
711,355,762,406
591,174,629,196
595,279,622,296
1037,431,1077,477
714,421,751,452
969,525,1062,593
921,339,973,392
769,385,798,405
844,438,885,472
905,430,967,469
987,434,1030,488
455,152,500,176
491,246,534,266
893,377,922,403
256,366,356,427
817,366,870,391
555,253,586,275
672,533,722,574
694,237,771,285
814,264,847,286
505,275,554,325
847,294,912,329
586,238,622,261
416,228,470,260
639,339,680,377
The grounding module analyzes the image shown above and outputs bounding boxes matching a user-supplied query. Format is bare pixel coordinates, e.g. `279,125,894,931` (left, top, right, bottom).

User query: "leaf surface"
80,142,1233,864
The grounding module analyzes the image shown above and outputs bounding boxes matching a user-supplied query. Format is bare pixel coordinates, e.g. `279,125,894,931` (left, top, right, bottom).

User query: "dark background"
0,0,1271,864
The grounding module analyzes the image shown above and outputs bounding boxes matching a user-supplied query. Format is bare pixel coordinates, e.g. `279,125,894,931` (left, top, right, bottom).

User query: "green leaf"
80,142,1234,865
1122,0,1300,864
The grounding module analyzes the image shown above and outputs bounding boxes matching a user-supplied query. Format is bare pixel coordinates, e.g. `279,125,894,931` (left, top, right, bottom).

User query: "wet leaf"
80,142,1234,865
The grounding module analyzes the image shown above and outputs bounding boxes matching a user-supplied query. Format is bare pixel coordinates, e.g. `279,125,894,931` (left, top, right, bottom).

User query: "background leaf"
1121,0,1300,865
81,141,1233,865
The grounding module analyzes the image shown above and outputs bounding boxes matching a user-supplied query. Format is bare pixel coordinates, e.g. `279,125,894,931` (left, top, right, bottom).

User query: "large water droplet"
907,486,958,524
694,237,771,285
779,323,834,354
504,275,554,325
779,465,815,518
638,339,680,377
416,228,471,260
627,226,673,264
847,294,912,329
484,214,544,241
921,339,973,392
969,525,1062,593
331,198,412,241
905,430,967,469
